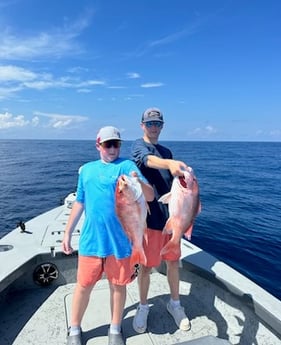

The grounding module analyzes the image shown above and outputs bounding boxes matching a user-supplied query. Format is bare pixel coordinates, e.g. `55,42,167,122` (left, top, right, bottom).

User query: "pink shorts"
77,255,136,287
143,228,171,267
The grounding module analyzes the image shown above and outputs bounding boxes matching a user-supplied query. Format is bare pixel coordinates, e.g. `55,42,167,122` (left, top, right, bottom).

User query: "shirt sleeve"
123,158,148,184
131,138,154,168
76,165,85,203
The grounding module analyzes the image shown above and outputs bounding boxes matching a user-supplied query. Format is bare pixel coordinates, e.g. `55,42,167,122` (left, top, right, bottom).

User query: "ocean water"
0,140,280,300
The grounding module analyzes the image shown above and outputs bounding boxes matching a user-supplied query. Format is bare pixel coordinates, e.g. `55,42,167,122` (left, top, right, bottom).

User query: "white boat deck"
1,268,280,345
0,193,281,345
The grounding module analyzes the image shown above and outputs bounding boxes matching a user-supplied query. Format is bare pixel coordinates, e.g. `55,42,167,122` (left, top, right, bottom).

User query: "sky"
0,0,280,141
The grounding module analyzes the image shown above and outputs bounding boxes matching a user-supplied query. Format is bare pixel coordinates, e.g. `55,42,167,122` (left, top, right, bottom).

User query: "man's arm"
146,155,189,176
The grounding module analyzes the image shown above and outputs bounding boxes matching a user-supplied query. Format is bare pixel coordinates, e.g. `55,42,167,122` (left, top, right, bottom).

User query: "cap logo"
113,128,121,139
147,110,160,118
142,108,164,123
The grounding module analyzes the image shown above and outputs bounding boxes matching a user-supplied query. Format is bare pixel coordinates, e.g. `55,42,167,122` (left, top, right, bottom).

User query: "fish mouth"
117,175,127,192
179,175,187,188
120,175,126,182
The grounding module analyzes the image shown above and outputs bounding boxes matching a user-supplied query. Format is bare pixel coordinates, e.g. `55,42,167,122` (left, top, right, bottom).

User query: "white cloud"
68,66,89,74
0,65,37,81
23,77,105,91
0,111,88,131
0,112,29,128
205,125,217,133
257,129,281,138
0,12,93,60
141,82,164,88
189,125,218,136
269,129,281,137
0,85,23,100
0,65,105,98
85,80,105,86
148,28,196,48
192,127,201,134
127,72,140,79
31,116,40,127
256,130,263,136
77,88,92,93
52,119,72,129
108,86,126,89
33,111,88,129
23,80,55,90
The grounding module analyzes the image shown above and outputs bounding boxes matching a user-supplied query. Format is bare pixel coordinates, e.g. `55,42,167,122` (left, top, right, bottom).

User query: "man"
62,126,154,345
131,108,191,333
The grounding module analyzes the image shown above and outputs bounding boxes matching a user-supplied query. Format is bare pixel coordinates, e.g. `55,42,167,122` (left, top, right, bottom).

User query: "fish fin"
160,240,181,261
197,201,202,215
158,192,172,204
183,224,194,241
162,218,173,234
146,202,151,215
130,247,147,267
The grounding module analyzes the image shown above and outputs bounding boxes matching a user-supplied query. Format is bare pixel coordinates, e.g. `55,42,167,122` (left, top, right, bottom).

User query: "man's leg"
133,229,163,334
166,259,180,300
166,259,191,331
133,265,151,333
138,265,152,304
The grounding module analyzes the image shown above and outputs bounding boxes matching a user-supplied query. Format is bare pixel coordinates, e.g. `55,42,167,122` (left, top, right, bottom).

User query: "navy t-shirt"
131,138,173,231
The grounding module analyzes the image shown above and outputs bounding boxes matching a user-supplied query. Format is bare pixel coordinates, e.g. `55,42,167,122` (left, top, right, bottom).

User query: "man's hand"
167,159,189,176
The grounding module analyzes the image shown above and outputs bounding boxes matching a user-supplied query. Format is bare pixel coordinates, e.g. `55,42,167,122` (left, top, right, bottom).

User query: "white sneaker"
167,302,191,331
133,305,149,333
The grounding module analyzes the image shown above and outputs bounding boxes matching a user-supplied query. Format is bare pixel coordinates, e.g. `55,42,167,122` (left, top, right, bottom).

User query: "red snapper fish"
115,175,147,266
158,168,201,261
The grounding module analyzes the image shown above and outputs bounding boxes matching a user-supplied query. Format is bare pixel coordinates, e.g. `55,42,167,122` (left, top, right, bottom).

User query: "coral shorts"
143,228,172,267
77,255,136,287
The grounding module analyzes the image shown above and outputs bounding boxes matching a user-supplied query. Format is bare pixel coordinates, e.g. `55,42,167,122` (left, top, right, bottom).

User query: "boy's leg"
109,282,127,327
70,283,94,326
105,256,133,345
70,256,103,325
107,283,126,345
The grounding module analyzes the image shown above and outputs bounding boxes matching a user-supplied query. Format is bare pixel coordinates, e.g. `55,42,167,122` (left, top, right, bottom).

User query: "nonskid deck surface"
1,271,280,345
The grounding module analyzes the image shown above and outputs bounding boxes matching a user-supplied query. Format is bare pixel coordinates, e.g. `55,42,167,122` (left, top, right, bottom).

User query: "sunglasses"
145,121,163,128
100,140,121,149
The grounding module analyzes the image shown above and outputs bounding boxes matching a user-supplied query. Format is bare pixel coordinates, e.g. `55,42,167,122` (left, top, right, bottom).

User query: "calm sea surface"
0,140,280,300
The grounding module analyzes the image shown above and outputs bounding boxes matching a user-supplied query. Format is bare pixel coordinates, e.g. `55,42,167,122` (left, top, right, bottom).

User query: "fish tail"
130,247,147,266
184,224,194,241
160,241,181,261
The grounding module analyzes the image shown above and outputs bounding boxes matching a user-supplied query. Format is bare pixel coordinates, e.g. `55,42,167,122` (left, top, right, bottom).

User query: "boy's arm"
62,201,84,254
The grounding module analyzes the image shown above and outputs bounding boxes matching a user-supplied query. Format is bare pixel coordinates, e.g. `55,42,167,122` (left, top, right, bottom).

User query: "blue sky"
0,0,280,141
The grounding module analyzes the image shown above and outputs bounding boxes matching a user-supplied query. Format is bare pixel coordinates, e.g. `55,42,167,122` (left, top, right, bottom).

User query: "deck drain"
0,245,13,252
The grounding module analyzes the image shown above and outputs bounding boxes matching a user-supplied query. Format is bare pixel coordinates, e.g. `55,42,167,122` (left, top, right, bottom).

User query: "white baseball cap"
96,126,121,143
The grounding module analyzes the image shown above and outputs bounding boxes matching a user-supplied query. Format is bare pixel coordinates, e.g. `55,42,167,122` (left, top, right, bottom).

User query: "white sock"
69,325,81,336
170,298,180,308
139,303,149,310
110,324,121,334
